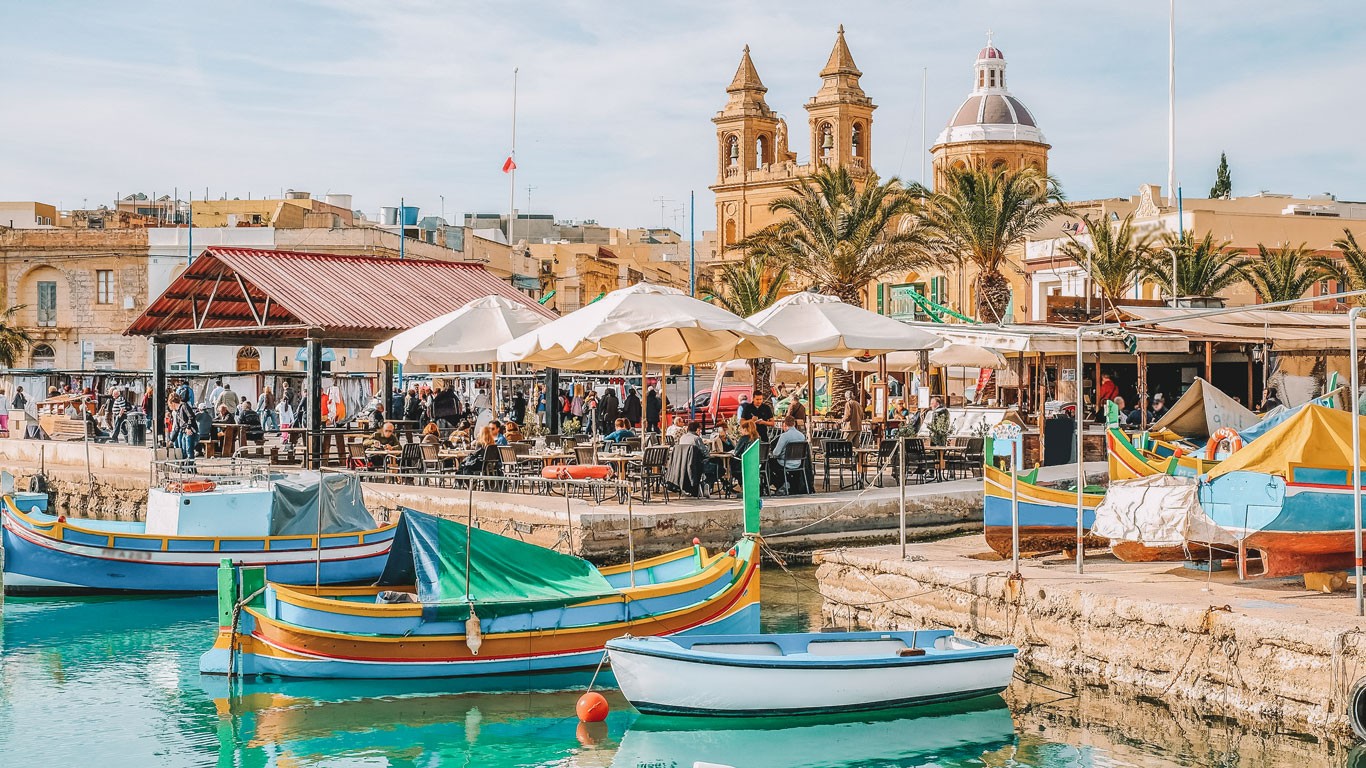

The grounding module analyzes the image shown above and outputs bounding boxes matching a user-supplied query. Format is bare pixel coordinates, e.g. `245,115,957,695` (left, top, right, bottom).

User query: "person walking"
645,388,662,434
598,387,620,433
257,387,278,431
109,388,130,442
0,387,10,434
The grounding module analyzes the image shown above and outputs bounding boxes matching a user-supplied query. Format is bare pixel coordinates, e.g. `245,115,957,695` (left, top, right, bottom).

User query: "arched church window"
755,135,771,168
851,123,863,158
724,219,737,246
820,124,834,162
727,136,739,167
978,71,984,88
31,343,55,369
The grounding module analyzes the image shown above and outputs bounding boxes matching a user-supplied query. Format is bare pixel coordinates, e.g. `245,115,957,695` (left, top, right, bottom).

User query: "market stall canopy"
125,246,553,345
497,283,792,368
745,292,941,357
1118,307,1366,351
1151,377,1260,441
372,295,551,366
898,321,1190,354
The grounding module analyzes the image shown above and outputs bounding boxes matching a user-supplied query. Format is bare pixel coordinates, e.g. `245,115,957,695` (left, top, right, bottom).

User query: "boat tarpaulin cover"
1151,377,1259,441
1091,475,1235,547
376,508,616,621
269,471,377,536
1197,387,1347,455
1205,404,1366,481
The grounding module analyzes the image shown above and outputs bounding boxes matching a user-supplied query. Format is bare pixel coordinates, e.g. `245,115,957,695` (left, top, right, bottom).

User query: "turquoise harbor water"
0,568,1357,767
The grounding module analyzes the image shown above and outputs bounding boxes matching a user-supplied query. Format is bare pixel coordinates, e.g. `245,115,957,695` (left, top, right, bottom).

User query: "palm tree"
1142,230,1247,300
0,304,33,369
914,163,1065,322
710,250,789,394
1242,242,1335,308
738,165,932,404
1058,212,1153,316
1330,228,1366,304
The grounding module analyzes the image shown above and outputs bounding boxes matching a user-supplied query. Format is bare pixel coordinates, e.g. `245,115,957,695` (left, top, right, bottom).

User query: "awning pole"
1351,307,1363,617
1075,327,1085,575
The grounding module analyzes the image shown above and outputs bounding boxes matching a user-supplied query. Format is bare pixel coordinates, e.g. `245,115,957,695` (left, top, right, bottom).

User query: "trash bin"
129,413,148,446
1042,415,1076,466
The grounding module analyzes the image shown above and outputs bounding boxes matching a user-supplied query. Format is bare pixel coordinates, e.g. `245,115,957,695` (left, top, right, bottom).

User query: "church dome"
934,41,1046,148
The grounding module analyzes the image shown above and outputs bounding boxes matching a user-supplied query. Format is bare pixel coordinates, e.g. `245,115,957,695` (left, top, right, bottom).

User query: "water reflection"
612,697,1014,768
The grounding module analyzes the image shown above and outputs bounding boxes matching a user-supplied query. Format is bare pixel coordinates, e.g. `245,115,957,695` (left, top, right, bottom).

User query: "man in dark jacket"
511,390,528,425
623,387,642,428
402,389,424,424
432,385,458,428
598,388,620,433
645,388,662,434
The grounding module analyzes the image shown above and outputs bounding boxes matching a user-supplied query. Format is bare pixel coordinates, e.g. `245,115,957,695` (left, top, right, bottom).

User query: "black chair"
395,442,423,479
947,437,985,479
902,438,935,484
822,439,858,491
478,448,504,491
630,445,670,503
780,441,813,495
871,439,900,487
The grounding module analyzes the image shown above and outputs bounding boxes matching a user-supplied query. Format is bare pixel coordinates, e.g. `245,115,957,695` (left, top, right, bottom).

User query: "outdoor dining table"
852,445,880,488
924,444,962,482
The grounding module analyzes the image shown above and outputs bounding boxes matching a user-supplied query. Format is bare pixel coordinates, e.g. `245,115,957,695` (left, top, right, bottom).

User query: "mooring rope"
227,585,267,685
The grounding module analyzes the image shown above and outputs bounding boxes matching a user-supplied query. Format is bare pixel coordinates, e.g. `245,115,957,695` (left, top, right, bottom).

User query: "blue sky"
2,1,1362,232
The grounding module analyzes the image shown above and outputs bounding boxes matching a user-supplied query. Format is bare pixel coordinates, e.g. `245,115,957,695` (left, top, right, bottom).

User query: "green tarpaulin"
376,508,617,621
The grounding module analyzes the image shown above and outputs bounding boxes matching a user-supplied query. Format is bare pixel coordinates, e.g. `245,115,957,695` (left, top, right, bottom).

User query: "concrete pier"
816,536,1366,740
4,440,1105,561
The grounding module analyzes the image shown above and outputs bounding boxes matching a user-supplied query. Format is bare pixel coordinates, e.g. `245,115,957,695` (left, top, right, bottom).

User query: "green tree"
1330,228,1366,305
1242,242,1335,308
1058,212,1153,316
1143,230,1247,300
914,163,1066,323
0,304,33,368
710,250,789,395
1209,152,1232,199
741,165,931,404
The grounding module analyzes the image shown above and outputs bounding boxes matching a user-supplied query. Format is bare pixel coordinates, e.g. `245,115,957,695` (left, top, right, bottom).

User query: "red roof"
126,246,553,342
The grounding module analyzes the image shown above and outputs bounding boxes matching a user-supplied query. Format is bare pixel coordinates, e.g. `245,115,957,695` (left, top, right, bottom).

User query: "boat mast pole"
1351,307,1363,616
1074,326,1085,575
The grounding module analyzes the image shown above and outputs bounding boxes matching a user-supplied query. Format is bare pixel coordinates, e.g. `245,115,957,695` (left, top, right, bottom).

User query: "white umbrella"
928,342,1007,369
370,295,556,414
498,283,793,424
747,292,942,419
371,295,550,365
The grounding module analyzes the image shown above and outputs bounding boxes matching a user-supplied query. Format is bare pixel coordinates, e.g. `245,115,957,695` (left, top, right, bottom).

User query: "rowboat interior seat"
806,639,909,656
934,636,980,651
691,642,784,657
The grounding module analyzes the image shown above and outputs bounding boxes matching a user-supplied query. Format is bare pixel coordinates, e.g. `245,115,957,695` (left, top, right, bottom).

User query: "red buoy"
692,537,701,545
576,691,610,722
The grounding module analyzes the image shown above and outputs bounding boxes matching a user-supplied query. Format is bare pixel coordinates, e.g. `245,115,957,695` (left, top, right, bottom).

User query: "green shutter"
876,282,885,314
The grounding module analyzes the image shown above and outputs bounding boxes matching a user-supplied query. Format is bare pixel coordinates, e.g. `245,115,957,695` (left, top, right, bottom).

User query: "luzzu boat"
983,464,1105,557
201,508,760,680
1199,404,1366,578
1,469,395,595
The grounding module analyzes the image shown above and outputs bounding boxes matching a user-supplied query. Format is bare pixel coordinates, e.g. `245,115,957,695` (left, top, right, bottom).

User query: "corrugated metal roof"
126,246,553,341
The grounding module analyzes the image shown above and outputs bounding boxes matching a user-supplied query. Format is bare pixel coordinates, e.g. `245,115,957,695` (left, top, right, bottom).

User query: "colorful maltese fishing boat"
982,464,1106,557
1,466,395,595
1199,404,1366,579
201,508,760,680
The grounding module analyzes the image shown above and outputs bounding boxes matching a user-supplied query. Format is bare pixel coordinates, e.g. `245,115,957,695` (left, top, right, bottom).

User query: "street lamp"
1160,247,1178,307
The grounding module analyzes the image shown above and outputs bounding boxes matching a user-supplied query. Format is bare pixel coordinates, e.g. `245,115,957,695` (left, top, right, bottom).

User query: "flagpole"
508,67,518,253
1167,0,1176,204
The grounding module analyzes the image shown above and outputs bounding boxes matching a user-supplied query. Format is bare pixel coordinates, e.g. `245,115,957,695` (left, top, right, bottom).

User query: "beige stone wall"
0,228,151,371
930,139,1049,191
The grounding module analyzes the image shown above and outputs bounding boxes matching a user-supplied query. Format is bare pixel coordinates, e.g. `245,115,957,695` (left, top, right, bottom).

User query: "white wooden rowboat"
606,629,1017,717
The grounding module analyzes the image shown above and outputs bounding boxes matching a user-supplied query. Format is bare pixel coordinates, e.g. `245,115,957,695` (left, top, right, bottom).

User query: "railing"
154,457,273,489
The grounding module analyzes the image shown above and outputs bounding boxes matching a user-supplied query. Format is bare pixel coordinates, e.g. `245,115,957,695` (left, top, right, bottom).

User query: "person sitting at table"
420,423,442,446
455,424,502,476
769,415,809,494
665,415,687,441
490,420,510,446
708,422,735,454
214,404,234,424
667,421,713,497
603,418,636,443
505,421,525,443
365,421,402,451
732,418,760,485
236,400,264,441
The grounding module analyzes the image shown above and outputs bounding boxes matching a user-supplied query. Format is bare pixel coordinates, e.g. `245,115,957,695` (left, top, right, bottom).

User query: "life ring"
1205,427,1242,460
165,480,217,493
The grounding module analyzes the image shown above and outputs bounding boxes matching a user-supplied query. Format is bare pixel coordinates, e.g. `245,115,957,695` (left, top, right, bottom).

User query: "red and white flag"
502,156,517,173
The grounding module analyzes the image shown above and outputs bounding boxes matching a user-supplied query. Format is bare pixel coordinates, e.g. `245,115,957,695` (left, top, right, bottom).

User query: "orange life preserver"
166,480,217,493
1205,427,1242,460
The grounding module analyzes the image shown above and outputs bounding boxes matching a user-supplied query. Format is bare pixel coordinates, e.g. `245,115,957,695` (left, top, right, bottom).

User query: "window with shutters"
36,281,57,326
96,270,113,304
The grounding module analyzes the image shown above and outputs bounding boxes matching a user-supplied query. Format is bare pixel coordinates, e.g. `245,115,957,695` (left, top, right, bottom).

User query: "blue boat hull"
1202,470,1359,577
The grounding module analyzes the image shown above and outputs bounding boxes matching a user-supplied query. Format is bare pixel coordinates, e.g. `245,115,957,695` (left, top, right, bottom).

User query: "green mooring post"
742,441,761,535
216,558,237,629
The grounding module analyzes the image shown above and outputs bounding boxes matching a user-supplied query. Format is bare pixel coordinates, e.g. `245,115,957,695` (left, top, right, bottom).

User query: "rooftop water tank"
380,207,399,226
324,193,352,210
285,190,311,200
400,206,420,226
